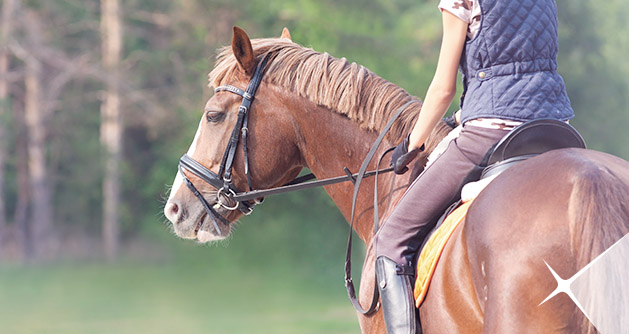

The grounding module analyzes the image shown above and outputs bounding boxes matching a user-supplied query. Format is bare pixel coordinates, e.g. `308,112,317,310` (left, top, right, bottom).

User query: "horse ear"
232,26,256,75
280,27,292,41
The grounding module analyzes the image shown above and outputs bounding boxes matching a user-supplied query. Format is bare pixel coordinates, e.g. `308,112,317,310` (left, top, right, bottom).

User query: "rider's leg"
374,125,508,334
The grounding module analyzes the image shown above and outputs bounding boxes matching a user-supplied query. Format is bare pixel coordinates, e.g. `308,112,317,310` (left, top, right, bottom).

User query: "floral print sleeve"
438,0,481,39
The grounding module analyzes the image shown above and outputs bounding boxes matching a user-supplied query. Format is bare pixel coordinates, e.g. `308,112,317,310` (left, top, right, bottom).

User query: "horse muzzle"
164,196,234,242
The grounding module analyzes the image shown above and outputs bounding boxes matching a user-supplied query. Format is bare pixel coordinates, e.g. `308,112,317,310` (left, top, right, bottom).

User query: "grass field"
0,261,358,334
0,190,365,333
0,245,361,334
0,219,361,333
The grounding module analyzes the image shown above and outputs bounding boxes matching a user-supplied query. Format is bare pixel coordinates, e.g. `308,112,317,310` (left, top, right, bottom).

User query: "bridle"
178,52,277,236
177,51,419,315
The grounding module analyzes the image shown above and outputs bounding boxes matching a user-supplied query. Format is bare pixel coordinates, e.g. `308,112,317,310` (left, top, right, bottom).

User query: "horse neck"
282,92,413,243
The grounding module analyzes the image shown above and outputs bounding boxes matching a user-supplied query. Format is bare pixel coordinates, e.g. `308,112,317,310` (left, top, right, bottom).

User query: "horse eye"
206,111,225,123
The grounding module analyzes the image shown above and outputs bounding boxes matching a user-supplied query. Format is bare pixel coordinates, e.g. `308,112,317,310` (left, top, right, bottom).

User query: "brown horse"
164,27,629,333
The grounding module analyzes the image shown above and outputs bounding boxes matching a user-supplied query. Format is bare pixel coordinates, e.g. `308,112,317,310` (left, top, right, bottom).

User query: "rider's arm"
408,10,468,150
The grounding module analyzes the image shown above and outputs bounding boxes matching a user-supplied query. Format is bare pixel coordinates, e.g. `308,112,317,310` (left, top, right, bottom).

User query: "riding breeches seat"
374,125,508,266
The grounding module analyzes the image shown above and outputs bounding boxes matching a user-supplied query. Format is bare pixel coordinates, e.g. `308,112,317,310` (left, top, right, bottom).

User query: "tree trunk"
100,0,123,261
24,44,54,261
0,0,17,249
14,99,31,260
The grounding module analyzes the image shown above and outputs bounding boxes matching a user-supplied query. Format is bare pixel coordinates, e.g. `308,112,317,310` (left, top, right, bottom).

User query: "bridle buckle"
217,187,239,211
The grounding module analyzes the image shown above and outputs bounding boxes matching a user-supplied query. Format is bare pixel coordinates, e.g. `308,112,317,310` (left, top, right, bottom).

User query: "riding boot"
376,256,421,334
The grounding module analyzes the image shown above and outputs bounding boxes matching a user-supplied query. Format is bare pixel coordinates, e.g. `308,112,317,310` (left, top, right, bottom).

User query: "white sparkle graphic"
540,233,629,334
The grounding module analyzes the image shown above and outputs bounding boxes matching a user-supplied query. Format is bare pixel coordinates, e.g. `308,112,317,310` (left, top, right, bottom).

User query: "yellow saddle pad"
414,201,472,308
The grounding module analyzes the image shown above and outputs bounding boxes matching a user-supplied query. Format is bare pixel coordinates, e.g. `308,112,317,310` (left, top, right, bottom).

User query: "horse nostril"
165,201,181,222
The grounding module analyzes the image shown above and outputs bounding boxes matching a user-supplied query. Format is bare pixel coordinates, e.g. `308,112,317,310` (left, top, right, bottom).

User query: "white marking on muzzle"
168,118,204,201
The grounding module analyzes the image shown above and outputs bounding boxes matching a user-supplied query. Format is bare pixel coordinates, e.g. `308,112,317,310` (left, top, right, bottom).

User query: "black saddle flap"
487,118,586,166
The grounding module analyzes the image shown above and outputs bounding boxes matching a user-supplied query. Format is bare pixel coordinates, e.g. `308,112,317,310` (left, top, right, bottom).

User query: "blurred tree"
13,96,29,260
0,0,626,264
557,0,629,159
5,0,99,260
0,0,18,243
20,8,55,260
100,0,123,261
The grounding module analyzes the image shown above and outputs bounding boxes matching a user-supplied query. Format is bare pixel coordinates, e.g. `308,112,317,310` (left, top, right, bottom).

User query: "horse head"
164,26,448,245
164,27,303,242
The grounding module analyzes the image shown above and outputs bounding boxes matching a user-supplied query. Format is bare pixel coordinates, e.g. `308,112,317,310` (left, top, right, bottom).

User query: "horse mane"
209,37,450,145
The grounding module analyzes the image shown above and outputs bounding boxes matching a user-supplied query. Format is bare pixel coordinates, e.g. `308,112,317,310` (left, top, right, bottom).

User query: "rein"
344,100,418,315
178,52,418,315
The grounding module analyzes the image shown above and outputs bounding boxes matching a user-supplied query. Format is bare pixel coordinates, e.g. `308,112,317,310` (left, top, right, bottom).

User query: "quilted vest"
459,0,574,124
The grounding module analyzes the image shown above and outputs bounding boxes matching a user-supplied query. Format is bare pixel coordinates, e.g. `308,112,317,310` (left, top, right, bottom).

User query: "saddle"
413,119,586,306
482,118,586,178
442,118,586,229
461,119,586,200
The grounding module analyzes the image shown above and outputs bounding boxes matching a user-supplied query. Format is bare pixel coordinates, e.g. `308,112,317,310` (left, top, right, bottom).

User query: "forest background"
0,0,627,333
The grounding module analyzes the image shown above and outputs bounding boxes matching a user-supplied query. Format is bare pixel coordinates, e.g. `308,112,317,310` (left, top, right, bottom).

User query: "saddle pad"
414,200,472,308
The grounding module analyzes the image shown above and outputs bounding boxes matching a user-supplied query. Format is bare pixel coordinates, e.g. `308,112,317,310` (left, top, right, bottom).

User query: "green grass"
0,191,364,333
0,228,361,333
0,253,359,334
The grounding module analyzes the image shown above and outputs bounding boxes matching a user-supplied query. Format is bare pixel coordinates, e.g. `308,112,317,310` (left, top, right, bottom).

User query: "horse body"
422,148,629,333
164,27,629,333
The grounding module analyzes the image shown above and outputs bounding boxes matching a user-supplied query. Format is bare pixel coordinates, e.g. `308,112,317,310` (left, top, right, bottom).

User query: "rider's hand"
391,136,424,174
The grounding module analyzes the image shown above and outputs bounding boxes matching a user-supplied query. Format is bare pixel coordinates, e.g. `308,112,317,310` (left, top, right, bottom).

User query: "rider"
374,0,574,332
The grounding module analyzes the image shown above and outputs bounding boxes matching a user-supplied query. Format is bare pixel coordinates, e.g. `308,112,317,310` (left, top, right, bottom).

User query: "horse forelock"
208,37,431,144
